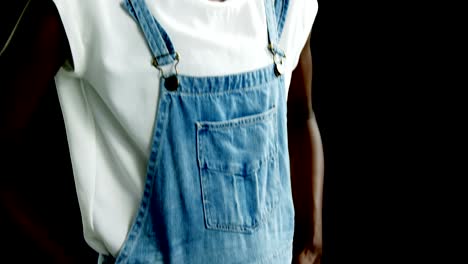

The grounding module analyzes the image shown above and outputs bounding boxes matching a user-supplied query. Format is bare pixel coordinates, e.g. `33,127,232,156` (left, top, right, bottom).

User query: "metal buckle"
273,53,286,76
269,44,286,76
152,52,180,91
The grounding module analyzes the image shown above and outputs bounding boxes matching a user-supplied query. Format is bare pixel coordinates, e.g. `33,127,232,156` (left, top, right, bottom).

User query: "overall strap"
264,0,290,76
275,0,290,41
121,0,177,67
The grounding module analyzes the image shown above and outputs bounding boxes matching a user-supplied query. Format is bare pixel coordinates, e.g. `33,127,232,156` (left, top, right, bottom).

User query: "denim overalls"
100,0,293,263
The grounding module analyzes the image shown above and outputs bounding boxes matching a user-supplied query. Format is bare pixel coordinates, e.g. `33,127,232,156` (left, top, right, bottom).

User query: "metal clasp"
268,44,286,77
152,52,180,91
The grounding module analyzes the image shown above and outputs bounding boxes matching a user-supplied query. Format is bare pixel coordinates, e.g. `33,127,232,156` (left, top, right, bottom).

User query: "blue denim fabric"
99,0,293,263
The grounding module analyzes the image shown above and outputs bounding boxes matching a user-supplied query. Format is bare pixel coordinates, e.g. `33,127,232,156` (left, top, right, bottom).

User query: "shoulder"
50,0,123,76
280,0,317,71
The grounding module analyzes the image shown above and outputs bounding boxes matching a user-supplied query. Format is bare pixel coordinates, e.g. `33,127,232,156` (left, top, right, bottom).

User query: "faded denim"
99,0,293,263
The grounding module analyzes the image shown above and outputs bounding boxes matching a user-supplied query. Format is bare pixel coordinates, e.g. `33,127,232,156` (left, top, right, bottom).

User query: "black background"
0,1,97,262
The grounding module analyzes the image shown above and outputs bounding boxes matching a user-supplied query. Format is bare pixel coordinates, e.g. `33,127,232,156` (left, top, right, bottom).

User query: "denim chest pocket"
196,106,280,233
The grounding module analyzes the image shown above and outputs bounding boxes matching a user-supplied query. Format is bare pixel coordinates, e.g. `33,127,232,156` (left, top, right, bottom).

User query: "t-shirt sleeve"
280,0,318,72
51,0,89,76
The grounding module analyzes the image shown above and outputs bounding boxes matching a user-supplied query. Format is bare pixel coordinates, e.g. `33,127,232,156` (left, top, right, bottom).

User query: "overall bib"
100,0,294,262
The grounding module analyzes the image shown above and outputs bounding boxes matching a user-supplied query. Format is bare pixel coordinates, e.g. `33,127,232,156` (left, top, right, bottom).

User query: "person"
1,0,323,263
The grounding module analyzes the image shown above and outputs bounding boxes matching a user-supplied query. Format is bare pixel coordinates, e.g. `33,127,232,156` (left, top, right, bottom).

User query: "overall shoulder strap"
121,0,177,66
275,0,290,40
265,0,289,75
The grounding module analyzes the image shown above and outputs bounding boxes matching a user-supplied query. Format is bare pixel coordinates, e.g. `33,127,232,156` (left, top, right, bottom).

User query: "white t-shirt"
52,0,317,257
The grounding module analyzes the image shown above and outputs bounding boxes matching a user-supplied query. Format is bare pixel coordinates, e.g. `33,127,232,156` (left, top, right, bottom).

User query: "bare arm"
288,33,324,264
0,0,69,143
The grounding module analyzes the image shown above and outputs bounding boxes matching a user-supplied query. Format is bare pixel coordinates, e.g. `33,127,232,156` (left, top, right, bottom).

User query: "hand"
293,247,322,264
